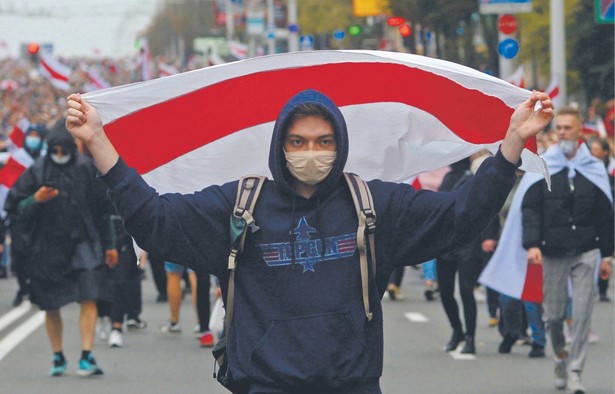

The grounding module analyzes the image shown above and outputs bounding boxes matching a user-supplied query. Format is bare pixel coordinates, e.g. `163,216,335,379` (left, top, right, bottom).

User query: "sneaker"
473,287,485,303
96,317,111,341
566,371,586,394
126,318,147,330
488,317,498,327
460,335,475,354
423,285,438,301
160,322,181,333
588,329,599,344
554,358,568,390
156,294,168,303
498,335,516,354
49,357,67,377
528,343,545,358
108,330,123,348
77,355,103,376
599,294,610,302
199,331,214,347
386,284,404,301
516,334,531,346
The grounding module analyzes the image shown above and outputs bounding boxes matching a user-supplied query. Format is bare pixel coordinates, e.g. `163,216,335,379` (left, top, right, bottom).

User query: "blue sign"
498,38,519,59
333,29,345,41
299,35,314,50
288,23,299,33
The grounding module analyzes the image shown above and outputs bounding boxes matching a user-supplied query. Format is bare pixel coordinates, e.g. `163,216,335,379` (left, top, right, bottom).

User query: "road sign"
498,38,519,59
288,23,299,33
479,0,532,14
299,35,314,50
596,0,614,23
498,14,518,34
333,29,345,41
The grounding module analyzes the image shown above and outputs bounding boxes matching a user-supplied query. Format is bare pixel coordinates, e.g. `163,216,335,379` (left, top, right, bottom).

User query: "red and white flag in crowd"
545,76,562,109
38,51,72,91
229,41,248,60
506,65,525,88
83,50,547,196
81,64,111,92
0,118,35,214
158,62,179,77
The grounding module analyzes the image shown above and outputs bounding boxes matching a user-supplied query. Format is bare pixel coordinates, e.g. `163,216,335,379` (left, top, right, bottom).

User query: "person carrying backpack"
65,89,553,393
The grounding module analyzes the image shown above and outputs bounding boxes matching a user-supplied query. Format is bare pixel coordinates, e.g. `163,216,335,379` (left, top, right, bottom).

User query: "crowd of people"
0,54,613,394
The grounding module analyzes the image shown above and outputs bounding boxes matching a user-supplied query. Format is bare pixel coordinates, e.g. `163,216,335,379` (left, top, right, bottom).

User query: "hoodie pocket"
249,312,368,388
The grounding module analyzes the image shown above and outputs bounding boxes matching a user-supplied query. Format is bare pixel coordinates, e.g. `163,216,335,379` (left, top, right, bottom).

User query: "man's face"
284,115,336,153
554,114,581,142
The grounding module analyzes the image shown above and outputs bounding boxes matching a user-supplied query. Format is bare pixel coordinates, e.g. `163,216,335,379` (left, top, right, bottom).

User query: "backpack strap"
226,175,266,340
344,173,377,321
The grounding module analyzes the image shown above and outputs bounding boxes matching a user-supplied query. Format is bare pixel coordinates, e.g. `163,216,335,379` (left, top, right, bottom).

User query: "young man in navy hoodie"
66,89,553,393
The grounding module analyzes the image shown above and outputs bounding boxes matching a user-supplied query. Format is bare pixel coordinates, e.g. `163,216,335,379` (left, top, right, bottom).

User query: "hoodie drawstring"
288,197,297,270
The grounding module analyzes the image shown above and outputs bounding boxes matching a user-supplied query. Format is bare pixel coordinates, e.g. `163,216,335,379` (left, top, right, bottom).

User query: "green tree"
297,0,356,49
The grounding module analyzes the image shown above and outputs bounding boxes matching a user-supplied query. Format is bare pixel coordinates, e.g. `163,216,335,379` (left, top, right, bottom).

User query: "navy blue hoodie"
101,90,518,393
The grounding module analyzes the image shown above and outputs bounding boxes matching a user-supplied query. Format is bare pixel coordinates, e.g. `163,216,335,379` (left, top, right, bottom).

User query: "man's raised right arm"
66,93,119,175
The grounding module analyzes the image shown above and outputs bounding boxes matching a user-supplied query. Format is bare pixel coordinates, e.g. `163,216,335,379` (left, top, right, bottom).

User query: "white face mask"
558,140,578,157
50,153,71,165
284,150,337,185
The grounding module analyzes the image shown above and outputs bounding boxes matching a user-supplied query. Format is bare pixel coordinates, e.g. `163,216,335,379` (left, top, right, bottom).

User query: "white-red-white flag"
38,51,72,91
0,118,35,215
229,41,248,60
83,50,546,195
158,62,179,77
545,76,562,109
506,65,525,88
81,64,111,92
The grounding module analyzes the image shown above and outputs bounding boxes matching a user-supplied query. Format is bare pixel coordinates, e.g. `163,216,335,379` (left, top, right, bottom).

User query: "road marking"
404,312,428,322
0,311,45,361
0,301,32,332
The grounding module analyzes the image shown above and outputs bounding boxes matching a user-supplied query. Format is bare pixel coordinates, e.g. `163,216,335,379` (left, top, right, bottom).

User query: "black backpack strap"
344,173,377,321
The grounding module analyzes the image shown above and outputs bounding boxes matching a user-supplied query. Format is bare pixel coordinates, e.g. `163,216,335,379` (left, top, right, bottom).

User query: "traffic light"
399,24,412,37
387,16,405,27
348,25,361,36
26,42,40,64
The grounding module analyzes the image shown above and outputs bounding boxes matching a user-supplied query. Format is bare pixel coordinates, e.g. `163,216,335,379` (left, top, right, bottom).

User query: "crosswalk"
0,301,45,361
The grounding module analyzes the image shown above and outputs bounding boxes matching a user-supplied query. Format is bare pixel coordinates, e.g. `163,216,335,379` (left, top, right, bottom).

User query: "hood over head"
24,124,47,158
46,118,77,164
268,89,348,196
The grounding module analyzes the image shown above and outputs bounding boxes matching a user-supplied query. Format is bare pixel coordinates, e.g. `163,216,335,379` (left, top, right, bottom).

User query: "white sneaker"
473,287,485,303
566,371,586,394
554,358,568,390
160,322,181,333
108,330,123,348
588,329,599,344
96,317,111,341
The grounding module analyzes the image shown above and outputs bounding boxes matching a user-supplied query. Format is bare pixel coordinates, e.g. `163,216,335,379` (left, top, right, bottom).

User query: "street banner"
480,0,533,14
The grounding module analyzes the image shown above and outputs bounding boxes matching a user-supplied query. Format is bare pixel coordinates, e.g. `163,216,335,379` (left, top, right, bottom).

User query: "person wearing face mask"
4,119,118,378
9,125,47,306
518,106,613,393
65,89,553,393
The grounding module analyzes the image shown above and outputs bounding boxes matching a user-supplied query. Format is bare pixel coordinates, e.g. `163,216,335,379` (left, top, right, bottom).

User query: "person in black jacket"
522,106,614,393
5,120,117,377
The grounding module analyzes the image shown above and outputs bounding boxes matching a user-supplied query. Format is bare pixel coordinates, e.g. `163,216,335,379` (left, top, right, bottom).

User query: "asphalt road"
0,266,612,394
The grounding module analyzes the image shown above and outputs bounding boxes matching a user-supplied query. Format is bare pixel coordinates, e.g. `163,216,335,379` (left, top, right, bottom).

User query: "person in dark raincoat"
5,119,117,377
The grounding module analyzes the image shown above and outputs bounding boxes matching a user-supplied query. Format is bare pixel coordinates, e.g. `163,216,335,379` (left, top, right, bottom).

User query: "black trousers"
437,256,479,337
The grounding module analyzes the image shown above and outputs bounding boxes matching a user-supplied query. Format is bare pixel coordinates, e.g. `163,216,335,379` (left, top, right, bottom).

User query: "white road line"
0,311,45,361
404,312,428,323
0,301,32,332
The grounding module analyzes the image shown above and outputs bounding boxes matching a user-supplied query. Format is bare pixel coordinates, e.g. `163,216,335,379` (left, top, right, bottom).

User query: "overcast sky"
0,0,160,58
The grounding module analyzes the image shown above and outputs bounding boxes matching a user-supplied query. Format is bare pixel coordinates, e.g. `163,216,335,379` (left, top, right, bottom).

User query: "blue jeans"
499,293,546,348
422,259,437,282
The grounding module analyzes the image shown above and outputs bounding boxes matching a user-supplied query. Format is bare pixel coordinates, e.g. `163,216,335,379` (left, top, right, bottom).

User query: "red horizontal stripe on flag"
105,62,526,174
